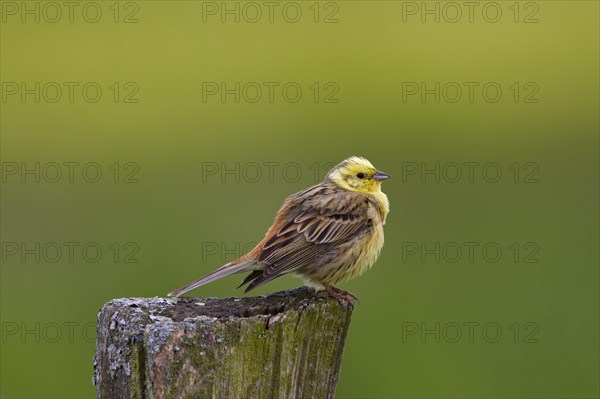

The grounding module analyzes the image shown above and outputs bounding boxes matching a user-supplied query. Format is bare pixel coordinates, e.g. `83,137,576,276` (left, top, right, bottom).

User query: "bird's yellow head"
326,156,391,194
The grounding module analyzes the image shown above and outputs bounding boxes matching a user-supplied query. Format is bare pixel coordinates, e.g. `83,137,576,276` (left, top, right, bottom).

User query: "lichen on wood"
93,287,354,399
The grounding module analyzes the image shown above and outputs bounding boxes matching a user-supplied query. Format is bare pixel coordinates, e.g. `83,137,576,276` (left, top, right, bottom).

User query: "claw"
317,284,359,308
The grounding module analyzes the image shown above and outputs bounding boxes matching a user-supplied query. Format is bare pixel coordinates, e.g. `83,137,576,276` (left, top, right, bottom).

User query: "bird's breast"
331,220,385,284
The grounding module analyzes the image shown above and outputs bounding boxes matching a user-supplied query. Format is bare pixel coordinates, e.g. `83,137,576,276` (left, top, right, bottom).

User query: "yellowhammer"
168,156,390,303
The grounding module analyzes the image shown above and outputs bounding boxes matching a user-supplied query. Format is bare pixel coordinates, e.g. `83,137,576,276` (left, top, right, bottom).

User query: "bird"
168,156,390,304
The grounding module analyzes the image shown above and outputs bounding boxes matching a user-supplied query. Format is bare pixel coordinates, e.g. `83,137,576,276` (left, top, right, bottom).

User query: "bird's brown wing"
240,184,373,291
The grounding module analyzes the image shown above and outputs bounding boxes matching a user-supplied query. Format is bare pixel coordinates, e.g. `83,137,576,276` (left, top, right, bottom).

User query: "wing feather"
241,183,374,291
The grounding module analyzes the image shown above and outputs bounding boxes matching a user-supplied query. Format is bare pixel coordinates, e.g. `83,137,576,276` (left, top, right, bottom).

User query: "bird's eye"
356,173,365,179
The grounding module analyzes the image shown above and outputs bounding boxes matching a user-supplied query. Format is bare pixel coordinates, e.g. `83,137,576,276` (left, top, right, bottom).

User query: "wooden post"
93,287,354,399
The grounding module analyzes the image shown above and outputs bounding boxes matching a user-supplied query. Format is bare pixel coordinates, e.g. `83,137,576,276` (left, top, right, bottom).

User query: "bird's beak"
372,170,391,181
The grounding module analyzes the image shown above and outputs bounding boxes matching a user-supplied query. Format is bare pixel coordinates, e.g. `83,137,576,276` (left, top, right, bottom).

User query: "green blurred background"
1,1,598,398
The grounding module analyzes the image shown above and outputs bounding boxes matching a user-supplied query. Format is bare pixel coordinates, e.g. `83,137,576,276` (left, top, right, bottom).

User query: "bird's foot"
317,285,359,308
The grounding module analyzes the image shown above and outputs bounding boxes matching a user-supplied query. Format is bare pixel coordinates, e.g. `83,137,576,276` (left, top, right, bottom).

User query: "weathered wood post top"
93,287,354,399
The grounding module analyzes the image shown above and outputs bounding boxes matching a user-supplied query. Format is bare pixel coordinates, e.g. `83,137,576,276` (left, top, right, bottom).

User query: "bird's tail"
167,261,253,297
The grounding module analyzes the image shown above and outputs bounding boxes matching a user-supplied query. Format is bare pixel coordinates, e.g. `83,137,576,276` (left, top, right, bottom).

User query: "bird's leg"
317,282,359,307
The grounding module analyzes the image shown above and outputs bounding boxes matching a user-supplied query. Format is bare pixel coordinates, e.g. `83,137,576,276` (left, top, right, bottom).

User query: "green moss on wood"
94,288,353,399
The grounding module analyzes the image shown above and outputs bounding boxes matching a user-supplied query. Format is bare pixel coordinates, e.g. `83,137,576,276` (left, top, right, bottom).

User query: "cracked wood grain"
93,287,354,399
